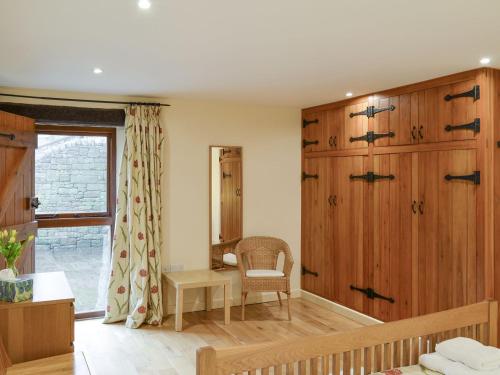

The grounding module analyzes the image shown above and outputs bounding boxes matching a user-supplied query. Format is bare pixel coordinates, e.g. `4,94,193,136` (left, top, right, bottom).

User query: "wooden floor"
7,352,90,375
65,298,363,374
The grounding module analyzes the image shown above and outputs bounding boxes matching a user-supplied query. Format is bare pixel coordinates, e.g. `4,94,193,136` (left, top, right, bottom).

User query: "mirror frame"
208,145,243,271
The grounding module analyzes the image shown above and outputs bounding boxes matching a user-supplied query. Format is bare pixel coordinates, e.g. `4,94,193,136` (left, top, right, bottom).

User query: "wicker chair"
235,236,294,321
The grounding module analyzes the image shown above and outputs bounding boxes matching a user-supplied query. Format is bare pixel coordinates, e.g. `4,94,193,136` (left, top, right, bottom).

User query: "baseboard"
166,289,302,315
300,289,382,326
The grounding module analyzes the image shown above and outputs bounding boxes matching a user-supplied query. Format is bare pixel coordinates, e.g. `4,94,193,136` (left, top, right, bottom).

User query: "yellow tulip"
9,237,16,244
11,229,17,237
2,230,7,238
28,235,35,241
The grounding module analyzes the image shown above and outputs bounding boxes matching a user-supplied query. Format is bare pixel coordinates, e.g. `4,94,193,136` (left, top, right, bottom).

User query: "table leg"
175,287,184,332
224,282,231,325
206,286,212,311
161,275,168,322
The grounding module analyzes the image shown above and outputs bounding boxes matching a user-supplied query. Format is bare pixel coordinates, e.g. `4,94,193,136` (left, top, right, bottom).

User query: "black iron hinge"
303,118,319,128
445,171,480,185
445,118,480,133
445,85,480,102
349,105,396,119
350,285,395,303
302,266,319,277
0,132,15,140
302,139,319,148
350,131,395,144
302,172,319,181
350,171,395,183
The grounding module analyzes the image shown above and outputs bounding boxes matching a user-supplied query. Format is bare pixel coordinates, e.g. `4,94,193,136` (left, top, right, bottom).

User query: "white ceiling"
1,0,500,107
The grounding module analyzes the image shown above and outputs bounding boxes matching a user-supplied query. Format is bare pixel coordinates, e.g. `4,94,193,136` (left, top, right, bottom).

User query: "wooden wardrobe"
301,68,500,323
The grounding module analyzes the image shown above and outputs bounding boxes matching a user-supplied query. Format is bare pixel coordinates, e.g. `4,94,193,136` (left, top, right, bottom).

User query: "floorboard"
34,298,365,375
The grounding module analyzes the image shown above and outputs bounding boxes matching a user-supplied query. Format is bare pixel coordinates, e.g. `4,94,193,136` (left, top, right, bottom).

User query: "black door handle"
411,126,417,140
31,197,40,209
412,200,417,214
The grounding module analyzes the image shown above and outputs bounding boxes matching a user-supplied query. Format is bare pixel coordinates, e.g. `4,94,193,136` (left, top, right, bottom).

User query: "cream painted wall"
162,99,301,311
0,87,302,313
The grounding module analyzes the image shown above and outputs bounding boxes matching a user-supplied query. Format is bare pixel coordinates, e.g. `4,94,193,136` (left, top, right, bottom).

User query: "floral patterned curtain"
104,105,164,328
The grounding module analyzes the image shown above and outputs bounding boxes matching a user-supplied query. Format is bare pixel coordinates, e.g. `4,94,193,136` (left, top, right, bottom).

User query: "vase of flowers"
0,229,34,277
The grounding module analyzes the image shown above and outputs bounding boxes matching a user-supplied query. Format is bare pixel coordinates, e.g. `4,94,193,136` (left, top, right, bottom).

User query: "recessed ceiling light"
480,57,491,65
138,0,151,9
93,67,103,74
346,92,353,97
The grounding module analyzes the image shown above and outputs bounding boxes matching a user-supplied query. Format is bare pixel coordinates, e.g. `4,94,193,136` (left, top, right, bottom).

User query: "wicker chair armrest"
283,253,294,277
236,251,247,277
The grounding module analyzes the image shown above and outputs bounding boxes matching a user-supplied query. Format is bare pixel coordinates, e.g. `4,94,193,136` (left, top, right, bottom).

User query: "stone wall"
35,135,107,214
34,135,111,312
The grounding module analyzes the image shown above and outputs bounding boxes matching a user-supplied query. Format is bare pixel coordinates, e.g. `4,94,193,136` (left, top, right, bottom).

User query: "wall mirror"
209,146,242,270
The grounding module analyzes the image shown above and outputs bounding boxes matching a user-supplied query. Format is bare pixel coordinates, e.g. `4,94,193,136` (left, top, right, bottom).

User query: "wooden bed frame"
197,300,498,375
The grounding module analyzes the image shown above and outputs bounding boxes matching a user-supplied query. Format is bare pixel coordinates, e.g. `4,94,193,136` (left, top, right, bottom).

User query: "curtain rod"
0,93,170,107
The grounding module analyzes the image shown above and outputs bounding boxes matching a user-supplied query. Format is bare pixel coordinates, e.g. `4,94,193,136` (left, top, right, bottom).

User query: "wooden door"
301,157,329,297
220,155,242,242
302,111,327,152
371,153,415,321
417,80,479,143
373,93,419,147
325,107,344,151
0,110,37,274
417,149,478,315
331,155,368,312
343,102,369,150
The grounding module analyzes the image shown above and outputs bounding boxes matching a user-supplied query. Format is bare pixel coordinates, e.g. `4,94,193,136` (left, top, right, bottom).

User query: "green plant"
0,229,34,277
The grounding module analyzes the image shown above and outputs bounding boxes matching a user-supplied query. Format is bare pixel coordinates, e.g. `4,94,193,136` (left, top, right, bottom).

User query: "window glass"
35,226,111,313
35,134,108,214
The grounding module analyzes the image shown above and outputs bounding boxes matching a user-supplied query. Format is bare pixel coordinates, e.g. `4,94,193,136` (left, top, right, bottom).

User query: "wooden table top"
164,269,231,288
0,271,74,309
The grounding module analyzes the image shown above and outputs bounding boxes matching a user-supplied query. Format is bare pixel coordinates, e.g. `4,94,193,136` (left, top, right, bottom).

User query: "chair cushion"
246,269,285,278
223,252,238,266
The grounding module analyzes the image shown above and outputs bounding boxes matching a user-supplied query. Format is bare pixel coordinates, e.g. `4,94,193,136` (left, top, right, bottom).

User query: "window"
34,126,116,318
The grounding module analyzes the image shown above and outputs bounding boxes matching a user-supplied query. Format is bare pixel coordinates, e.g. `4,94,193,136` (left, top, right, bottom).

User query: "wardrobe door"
417,150,478,315
344,102,369,150
301,157,329,297
332,155,368,312
417,80,479,143
302,111,327,152
373,93,419,147
371,153,415,321
326,107,344,151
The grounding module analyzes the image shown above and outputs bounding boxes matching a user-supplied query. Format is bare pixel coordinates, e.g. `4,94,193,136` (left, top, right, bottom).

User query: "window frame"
35,125,117,319
35,125,116,229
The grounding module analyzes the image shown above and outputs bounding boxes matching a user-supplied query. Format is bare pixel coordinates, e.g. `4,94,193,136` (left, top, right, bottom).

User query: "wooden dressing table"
0,272,75,364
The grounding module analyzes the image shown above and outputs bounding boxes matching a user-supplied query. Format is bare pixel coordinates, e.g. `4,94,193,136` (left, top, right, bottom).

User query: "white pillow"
246,269,284,278
223,253,238,266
